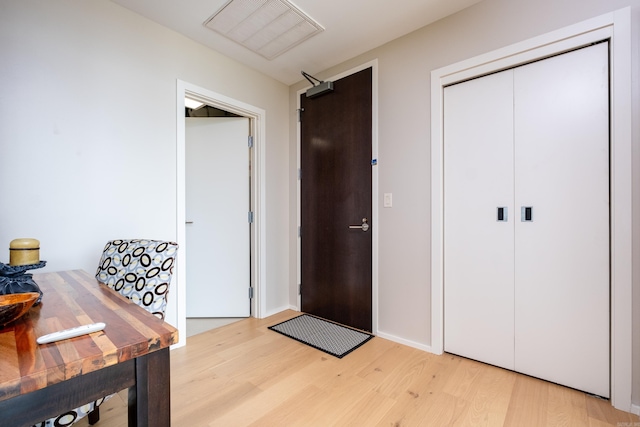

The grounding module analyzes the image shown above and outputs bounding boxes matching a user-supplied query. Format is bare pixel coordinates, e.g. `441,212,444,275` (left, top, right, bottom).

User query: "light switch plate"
383,193,392,208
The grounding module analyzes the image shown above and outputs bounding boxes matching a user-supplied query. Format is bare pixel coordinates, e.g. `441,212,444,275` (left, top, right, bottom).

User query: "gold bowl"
0,292,39,328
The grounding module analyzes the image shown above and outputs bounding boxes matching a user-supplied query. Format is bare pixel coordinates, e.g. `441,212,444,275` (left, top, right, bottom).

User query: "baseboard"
631,403,640,416
375,330,434,353
262,305,296,318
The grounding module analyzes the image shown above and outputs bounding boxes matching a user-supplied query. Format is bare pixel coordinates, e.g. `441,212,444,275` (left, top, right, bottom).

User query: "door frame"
430,9,632,411
175,80,266,348
295,60,379,333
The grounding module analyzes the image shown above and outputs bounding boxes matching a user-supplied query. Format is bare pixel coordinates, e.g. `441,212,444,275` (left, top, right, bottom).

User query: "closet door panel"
513,43,610,397
444,70,515,370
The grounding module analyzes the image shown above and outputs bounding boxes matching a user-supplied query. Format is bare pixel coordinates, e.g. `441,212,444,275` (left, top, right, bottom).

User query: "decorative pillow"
32,397,109,427
95,239,178,320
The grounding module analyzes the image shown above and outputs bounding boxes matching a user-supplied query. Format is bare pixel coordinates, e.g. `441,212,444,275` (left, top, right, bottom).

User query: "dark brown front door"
300,67,372,332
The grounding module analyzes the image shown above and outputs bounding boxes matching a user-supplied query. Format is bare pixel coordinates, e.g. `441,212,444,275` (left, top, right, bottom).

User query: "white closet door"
513,43,610,397
443,70,515,370
186,117,251,318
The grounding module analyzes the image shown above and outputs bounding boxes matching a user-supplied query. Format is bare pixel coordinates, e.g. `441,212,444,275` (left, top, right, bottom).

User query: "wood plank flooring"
76,310,638,426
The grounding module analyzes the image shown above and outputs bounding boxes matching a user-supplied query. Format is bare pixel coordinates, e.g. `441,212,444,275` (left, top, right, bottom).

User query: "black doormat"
268,314,374,358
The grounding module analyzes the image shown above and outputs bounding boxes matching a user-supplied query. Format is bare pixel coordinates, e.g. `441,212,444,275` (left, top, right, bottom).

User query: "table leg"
128,348,171,427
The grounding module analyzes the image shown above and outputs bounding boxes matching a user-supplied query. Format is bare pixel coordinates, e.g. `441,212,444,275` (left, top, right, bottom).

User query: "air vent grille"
204,0,324,60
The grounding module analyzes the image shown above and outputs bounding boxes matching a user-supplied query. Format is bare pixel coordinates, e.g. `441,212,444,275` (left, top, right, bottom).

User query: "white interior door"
513,42,610,397
443,42,609,397
443,70,516,370
186,117,250,317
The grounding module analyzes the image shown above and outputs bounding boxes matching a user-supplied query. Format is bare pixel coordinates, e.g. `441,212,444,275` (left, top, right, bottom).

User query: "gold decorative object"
9,238,40,266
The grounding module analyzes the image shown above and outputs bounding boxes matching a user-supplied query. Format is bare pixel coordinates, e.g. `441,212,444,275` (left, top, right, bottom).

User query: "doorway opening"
175,80,267,348
184,104,249,337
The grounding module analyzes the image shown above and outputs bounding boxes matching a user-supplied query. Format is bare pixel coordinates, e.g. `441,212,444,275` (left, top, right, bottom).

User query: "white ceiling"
109,0,483,85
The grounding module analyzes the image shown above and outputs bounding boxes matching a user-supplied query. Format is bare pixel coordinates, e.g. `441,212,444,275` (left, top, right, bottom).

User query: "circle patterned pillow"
95,239,178,320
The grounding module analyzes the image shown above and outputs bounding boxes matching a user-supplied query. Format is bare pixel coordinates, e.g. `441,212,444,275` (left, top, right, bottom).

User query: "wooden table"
0,269,178,427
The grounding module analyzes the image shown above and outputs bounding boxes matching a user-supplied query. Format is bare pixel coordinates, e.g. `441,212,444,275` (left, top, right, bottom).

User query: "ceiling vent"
204,0,324,60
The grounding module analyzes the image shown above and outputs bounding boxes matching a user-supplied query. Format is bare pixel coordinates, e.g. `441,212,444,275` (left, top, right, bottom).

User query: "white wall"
289,0,640,407
0,0,291,336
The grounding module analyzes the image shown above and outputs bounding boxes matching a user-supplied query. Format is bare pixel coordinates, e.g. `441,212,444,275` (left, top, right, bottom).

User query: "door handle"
348,218,370,232
521,206,533,222
497,207,508,222
186,221,194,224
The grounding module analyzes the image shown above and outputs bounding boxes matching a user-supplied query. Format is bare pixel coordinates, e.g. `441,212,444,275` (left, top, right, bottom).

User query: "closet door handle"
521,206,533,222
497,207,508,222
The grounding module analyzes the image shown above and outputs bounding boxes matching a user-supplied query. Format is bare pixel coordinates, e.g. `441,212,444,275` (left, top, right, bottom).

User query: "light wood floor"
186,317,243,337
78,310,638,426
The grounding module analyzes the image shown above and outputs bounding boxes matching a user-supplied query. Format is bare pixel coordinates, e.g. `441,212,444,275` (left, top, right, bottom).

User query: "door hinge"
297,107,304,122
249,287,254,299
248,211,254,224
298,284,301,295
298,226,301,238
248,135,254,148
298,168,301,180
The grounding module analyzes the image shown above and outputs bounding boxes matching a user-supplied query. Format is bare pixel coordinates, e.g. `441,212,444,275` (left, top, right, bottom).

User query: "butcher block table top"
0,269,178,426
